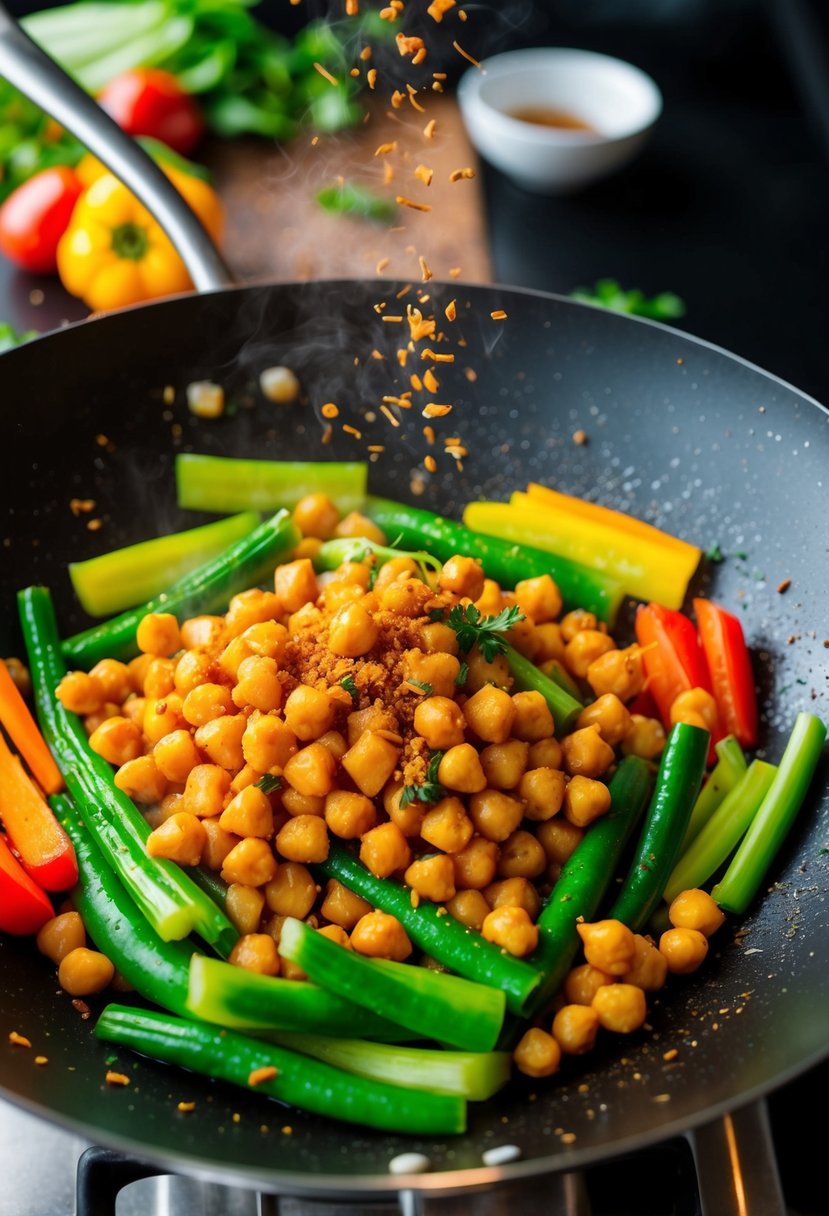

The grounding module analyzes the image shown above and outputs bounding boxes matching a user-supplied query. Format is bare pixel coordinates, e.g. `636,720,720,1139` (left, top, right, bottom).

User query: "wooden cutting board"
211,93,491,286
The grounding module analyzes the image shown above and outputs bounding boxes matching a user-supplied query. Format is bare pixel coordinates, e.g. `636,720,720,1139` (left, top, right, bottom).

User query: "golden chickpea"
225,589,283,638
275,558,318,613
481,905,538,957
560,609,599,643
81,702,124,738
563,963,616,1006
421,796,474,854
228,932,280,976
497,829,547,879
88,716,143,767
562,724,615,779
419,621,460,657
143,657,177,701
668,888,726,938
670,688,718,733
56,670,105,715
288,603,324,637
513,1027,561,1078
225,883,266,936
446,889,491,930
533,622,566,664
659,927,709,974
58,947,115,996
346,704,396,747
283,742,337,798
464,647,512,694
577,920,637,976
563,775,612,828
281,788,324,818
552,1004,600,1055
276,814,330,864
36,912,85,965
592,983,647,1034
373,556,417,594
174,650,215,697
510,690,555,743
335,560,372,590
88,658,133,704
484,876,541,920
114,755,167,805
519,766,566,822
536,817,583,865
220,785,274,838
151,729,200,784
222,837,278,886
217,636,252,682
514,574,563,624
436,743,487,794
136,612,181,657
328,601,378,658
468,788,524,843
232,656,283,713
462,684,515,745
621,715,666,760
241,620,288,665
577,694,632,746
565,630,616,680
410,697,464,751
284,685,336,742
320,878,372,930
350,911,412,961
405,853,456,902
451,835,499,890
182,763,231,819
341,731,400,798
324,581,365,614
621,934,668,992
359,821,411,879
316,730,348,761
230,765,264,797
379,578,435,619
587,645,645,701
193,714,245,771
325,789,377,839
294,537,323,563
317,924,351,948
180,615,224,650
142,692,185,744
264,862,318,919
403,650,461,699
181,682,233,727
334,511,386,543
383,780,426,838
147,811,206,866
242,714,297,772
438,554,485,601
479,739,529,790
293,492,341,539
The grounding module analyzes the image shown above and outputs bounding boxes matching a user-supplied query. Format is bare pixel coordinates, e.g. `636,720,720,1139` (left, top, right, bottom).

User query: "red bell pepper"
0,731,77,892
0,835,54,935
634,602,712,727
693,597,758,748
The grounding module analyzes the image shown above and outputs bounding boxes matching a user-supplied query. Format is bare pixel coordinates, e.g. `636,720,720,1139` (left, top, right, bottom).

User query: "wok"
0,10,827,1214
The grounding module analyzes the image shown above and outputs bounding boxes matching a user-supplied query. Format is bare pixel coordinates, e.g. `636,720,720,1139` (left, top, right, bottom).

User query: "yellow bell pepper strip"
56,163,223,311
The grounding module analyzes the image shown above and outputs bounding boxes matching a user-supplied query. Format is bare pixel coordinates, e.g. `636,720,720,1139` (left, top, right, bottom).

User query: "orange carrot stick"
0,730,76,892
0,658,63,795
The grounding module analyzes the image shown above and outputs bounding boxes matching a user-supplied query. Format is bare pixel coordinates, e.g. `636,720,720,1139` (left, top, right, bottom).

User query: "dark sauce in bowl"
509,106,596,133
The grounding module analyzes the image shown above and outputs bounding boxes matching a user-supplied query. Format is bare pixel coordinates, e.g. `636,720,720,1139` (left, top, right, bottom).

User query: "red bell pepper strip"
0,658,64,795
693,598,758,748
0,731,78,892
634,602,712,727
0,835,54,935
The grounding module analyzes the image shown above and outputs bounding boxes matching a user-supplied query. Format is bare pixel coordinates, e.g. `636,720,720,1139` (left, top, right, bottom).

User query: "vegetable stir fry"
1,467,825,1135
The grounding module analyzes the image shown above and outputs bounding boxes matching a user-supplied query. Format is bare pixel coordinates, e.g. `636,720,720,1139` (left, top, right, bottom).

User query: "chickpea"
192,714,245,771
419,621,460,657
519,766,566,821
56,670,105,715
464,647,512,694
562,724,615,779
174,650,214,696
438,554,485,601
379,578,435,619
451,835,499,890
592,983,647,1034
225,883,266,936
359,821,411,879
536,817,583,865
180,615,224,650
120,696,147,730
421,796,474,854
316,730,348,761
373,556,418,595
515,574,563,623
264,863,318,919
341,731,400,798
181,764,231,819
201,816,240,870
403,649,461,699
88,716,143,767
225,589,283,638
88,658,133,704
513,1027,562,1078
383,780,426,838
143,692,185,744
533,622,566,665
577,920,637,976
222,837,278,886
83,701,123,736
621,934,668,992
228,933,280,976
577,694,632,746
147,811,207,866
136,612,181,657
437,743,487,794
497,829,547,879
446,889,490,930
220,785,274,838
284,685,336,742
283,743,337,798
468,788,524,843
481,905,538,957
484,877,541,921
621,715,666,760
232,656,283,713
276,814,330,864
143,657,176,701
479,739,529,790
114,755,167,805
505,618,542,662
320,879,372,930
288,603,324,637
275,558,318,613
325,789,377,839
668,888,726,938
510,690,555,743
563,775,612,828
351,911,412,961
404,853,456,902
281,789,325,818
659,927,709,974
560,609,598,643
58,948,115,996
151,729,200,784
180,682,232,727
552,1004,600,1055
413,696,466,750
242,714,297,772
334,511,386,543
465,686,518,748
346,704,397,747
317,924,351,948
36,912,85,965
587,645,645,701
328,602,378,658
292,492,340,539
670,688,719,733
565,630,616,680
563,963,616,1006
217,636,252,683
241,620,288,665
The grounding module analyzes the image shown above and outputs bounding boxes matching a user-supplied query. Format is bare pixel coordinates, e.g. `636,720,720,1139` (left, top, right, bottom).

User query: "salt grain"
482,1144,522,1166
388,1152,432,1175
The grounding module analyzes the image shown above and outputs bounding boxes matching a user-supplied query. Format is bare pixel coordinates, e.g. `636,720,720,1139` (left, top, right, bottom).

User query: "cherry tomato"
98,69,204,156
0,166,83,275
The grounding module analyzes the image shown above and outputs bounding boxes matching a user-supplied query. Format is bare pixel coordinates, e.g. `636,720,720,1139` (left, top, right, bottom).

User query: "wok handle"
0,3,234,293
686,1100,786,1216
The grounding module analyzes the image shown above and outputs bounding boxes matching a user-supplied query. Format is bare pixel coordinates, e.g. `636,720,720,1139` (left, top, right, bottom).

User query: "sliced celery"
176,454,367,515
681,735,747,851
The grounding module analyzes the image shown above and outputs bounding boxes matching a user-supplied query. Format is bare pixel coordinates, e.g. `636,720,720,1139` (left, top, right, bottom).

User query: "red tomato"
0,167,83,275
98,69,204,156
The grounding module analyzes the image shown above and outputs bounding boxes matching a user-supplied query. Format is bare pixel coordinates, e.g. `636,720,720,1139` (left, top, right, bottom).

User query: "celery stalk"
681,735,748,850
176,454,367,515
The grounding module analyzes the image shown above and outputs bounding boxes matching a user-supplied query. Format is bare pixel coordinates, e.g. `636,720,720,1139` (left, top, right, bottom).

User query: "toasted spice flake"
396,284,412,299
397,194,432,213
375,141,397,156
313,62,339,86
382,314,404,323
414,48,428,66
431,79,443,92
560,1132,576,1145
424,454,438,473
350,67,361,78
572,429,588,446
449,266,461,279
453,40,481,68
370,350,385,361
383,161,395,184
433,72,447,80
321,402,340,419
423,425,436,444
407,305,437,342
396,348,409,367
86,518,103,532
106,1070,131,1086
380,405,401,428
95,433,110,447
444,300,457,322
458,7,467,18
449,167,475,182
410,373,424,391
360,46,372,60
177,1100,196,1112
391,89,406,108
382,394,412,409
423,368,439,392
321,424,333,445
419,256,433,282
490,309,508,320
367,68,378,89
72,999,91,1018
464,367,477,382
379,5,398,19
427,0,456,18
376,257,390,274
421,348,454,363
342,424,363,440
368,444,386,453
69,498,96,515
406,84,426,113
414,164,434,186
423,402,453,418
396,33,425,57
777,578,792,594
663,1048,679,1062
35,1055,48,1066
248,1065,278,1087
8,1031,31,1048
423,118,437,140
346,0,359,13
162,384,175,405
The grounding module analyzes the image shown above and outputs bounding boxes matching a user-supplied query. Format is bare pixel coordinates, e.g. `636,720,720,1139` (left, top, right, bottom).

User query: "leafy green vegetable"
0,81,83,203
316,181,397,224
570,279,686,322
446,603,524,662
400,751,445,810
0,323,38,354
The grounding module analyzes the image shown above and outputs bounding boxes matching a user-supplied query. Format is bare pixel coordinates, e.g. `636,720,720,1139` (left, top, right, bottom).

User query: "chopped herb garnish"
399,750,446,808
446,602,525,662
569,279,686,322
455,662,469,686
255,774,283,794
705,542,724,563
340,674,359,705
735,550,749,561
428,607,446,622
316,181,397,223
406,678,433,695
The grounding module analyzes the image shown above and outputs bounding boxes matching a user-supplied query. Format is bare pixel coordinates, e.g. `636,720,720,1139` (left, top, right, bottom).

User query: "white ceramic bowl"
457,47,662,194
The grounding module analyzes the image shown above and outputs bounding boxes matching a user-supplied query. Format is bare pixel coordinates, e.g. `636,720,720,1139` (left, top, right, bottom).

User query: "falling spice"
69,498,96,516
313,62,339,86
444,300,457,322
414,164,434,186
375,141,397,156
490,309,508,320
367,68,377,89
423,118,437,139
248,1066,278,1087
8,1031,31,1048
449,167,476,182
105,1070,131,1086
321,403,340,419
777,578,792,594
572,429,588,445
423,403,453,418
177,1100,196,1112
424,454,438,473
419,256,433,282
427,0,456,18
453,40,481,68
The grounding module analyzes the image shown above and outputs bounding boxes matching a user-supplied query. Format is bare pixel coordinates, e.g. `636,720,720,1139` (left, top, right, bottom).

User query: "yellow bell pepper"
56,164,223,312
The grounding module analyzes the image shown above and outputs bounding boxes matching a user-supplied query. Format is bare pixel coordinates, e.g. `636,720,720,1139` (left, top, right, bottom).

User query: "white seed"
482,1144,522,1166
259,366,300,404
186,381,224,419
388,1151,432,1176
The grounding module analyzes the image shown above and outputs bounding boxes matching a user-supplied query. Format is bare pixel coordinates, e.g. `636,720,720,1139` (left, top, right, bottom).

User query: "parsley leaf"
400,750,445,808
705,542,724,563
255,774,282,794
446,602,524,662
455,661,469,686
406,678,433,695
340,674,359,705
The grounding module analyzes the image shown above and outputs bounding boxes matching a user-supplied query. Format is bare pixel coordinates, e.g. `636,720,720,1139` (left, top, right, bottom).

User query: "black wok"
0,11,828,1215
